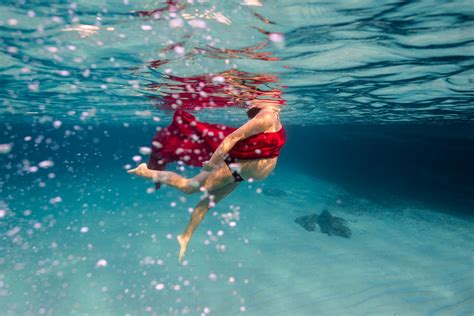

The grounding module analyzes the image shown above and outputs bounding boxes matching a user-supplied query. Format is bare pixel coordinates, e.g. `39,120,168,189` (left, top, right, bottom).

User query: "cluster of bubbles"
0,0,288,314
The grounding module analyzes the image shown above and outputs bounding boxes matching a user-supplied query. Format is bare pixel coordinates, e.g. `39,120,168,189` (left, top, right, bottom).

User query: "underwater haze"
1,0,474,315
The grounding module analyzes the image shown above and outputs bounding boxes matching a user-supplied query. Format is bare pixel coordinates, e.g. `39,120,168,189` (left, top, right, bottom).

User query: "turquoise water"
1,0,474,315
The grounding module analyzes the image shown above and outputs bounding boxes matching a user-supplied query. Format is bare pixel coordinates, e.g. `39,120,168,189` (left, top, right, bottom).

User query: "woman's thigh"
198,163,236,192
190,169,211,185
196,182,240,208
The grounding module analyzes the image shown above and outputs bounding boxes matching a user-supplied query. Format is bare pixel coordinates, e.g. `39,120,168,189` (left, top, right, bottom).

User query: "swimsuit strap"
224,156,244,182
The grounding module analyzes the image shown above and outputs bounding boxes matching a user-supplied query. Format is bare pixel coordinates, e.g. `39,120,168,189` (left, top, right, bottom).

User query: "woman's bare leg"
128,162,235,194
128,163,207,193
177,182,239,262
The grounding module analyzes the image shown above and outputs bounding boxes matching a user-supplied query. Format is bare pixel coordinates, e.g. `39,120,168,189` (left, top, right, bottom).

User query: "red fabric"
147,71,284,111
147,110,286,188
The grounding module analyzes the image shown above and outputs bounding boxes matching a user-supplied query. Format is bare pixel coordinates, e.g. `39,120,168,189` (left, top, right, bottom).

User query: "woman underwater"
128,99,285,261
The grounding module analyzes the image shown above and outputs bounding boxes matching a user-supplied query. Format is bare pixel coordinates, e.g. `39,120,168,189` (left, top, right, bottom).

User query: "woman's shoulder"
256,111,282,133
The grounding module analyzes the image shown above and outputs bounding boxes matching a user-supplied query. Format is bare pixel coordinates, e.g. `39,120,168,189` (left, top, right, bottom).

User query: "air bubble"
139,147,151,155
174,46,185,55
39,160,54,168
29,166,39,173
208,273,217,281
53,120,62,128
49,196,62,204
189,19,206,29
169,19,183,28
268,33,284,43
0,144,12,154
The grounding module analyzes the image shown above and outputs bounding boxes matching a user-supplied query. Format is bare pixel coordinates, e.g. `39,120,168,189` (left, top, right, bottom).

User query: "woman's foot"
127,163,150,178
177,235,189,262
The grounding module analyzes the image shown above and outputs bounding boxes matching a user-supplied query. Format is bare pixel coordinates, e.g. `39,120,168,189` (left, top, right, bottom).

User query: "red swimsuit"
147,109,286,188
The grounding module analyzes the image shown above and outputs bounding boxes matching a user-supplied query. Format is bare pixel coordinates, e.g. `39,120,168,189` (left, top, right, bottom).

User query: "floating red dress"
147,110,286,188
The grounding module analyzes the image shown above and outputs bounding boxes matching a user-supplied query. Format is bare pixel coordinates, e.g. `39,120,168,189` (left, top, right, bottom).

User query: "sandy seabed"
1,164,473,315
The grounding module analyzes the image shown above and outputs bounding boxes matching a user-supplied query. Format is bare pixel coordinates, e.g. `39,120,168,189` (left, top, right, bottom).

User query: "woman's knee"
182,179,201,194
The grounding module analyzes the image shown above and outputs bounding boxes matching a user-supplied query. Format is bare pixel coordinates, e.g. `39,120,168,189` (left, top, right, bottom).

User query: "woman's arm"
204,113,273,170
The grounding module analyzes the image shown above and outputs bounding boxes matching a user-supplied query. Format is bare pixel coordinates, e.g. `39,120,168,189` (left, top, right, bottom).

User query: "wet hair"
246,107,262,119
